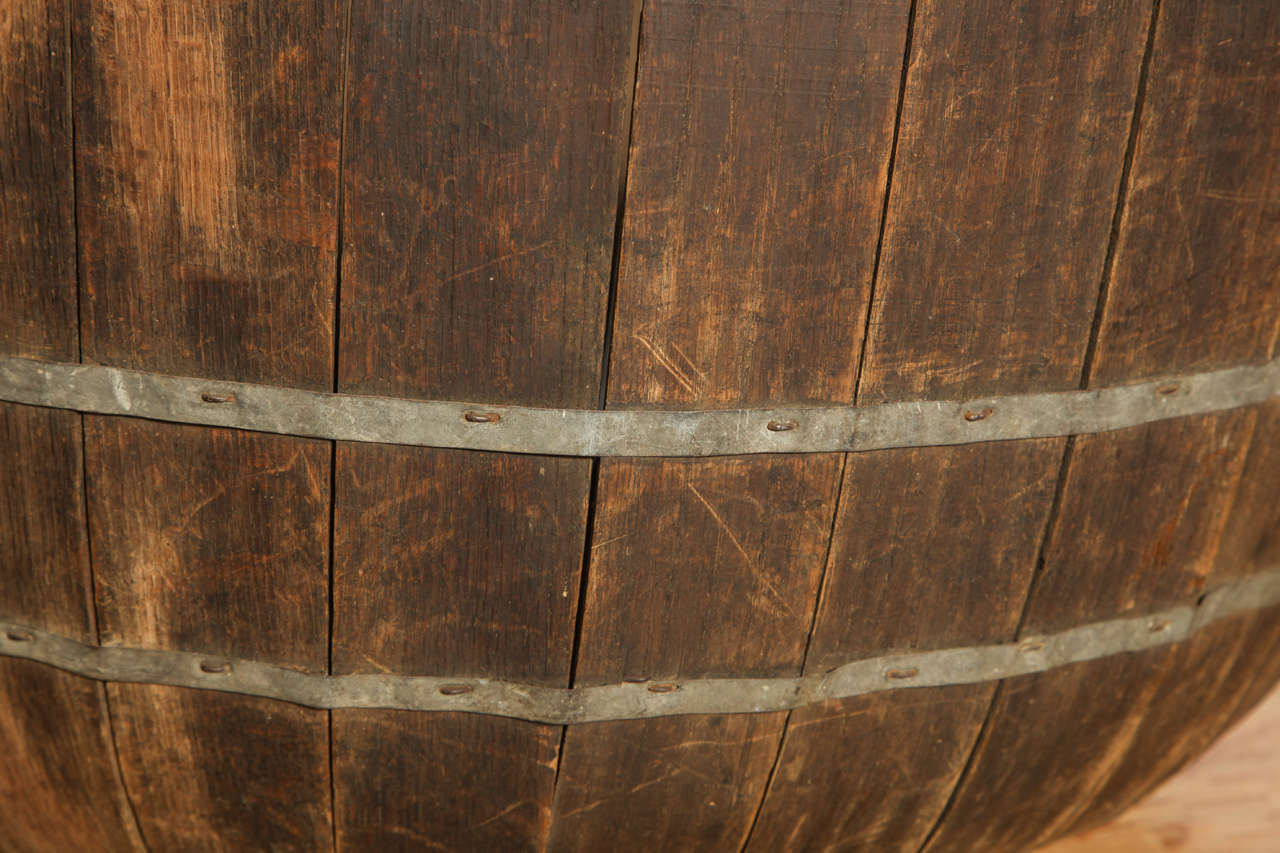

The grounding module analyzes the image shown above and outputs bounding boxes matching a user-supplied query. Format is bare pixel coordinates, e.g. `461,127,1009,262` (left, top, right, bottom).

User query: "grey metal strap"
3,567,1277,723
1,355,1277,457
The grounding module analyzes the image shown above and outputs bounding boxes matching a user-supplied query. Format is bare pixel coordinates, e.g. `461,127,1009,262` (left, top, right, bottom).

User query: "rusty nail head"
439,684,474,696
199,661,230,674
463,411,500,424
1156,382,1181,396
647,682,679,693
886,668,919,680
767,419,798,432
963,408,993,422
623,675,650,684
1019,640,1045,653
5,630,35,643
200,391,237,404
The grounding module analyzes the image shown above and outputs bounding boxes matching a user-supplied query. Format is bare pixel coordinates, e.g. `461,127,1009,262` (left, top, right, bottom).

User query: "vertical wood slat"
745,1,1154,850
72,0,344,847
549,2,912,849
0,3,144,849
922,2,1280,850
329,2,641,849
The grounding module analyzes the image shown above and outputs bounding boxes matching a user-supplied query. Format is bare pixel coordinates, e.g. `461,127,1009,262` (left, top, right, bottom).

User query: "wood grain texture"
925,4,1280,846
923,413,1258,853
550,2,911,847
1053,400,1280,841
860,0,1152,403
74,0,342,389
85,418,332,850
745,440,1063,852
331,446,589,850
604,0,908,409
1043,679,1280,853
0,661,144,853
331,2,641,848
548,454,844,852
1089,0,1280,384
0,5,143,849
0,0,77,361
72,3,343,846
741,1,1153,848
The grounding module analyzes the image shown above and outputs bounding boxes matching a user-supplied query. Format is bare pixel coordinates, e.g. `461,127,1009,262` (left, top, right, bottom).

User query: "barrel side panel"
745,1,1152,850
924,8,1280,848
549,1,911,849
72,0,344,847
0,3,142,849
330,2,641,849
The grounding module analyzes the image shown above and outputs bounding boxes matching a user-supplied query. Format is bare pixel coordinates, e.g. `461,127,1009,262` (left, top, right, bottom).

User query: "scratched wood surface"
922,4,1280,849
0,0,1278,850
72,0,343,848
330,2,641,849
546,1,910,848
742,1,1152,850
0,4,142,849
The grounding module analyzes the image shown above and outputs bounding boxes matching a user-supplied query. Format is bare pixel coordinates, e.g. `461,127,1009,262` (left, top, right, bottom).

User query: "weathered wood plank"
744,1,1152,849
331,2,641,848
85,418,333,849
74,0,340,390
924,3,1280,847
73,1,343,847
860,0,1152,403
0,5,142,848
1089,0,1280,383
0,0,77,361
1054,399,1280,842
745,440,1063,851
550,1,911,847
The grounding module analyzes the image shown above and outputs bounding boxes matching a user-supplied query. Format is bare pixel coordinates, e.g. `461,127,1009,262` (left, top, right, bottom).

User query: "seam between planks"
65,5,150,847
914,4,1167,849
739,2,923,844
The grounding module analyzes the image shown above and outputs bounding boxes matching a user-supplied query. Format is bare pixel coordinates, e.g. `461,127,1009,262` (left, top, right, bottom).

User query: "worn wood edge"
1,356,1277,457
0,567,1276,724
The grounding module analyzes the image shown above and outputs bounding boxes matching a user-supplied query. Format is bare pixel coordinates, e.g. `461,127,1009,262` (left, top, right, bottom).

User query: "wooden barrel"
2,1,1278,850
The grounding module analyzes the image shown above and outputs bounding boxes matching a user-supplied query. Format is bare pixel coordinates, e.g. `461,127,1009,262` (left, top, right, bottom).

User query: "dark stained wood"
85,418,332,849
0,6,143,849
0,660,145,852
0,0,77,361
924,5,1280,847
743,1,1153,849
74,0,341,390
85,419,330,668
549,455,842,852
331,447,590,850
1053,400,1280,842
604,0,908,409
331,2,642,848
338,0,639,408
550,2,912,847
573,456,843,683
1089,0,1280,383
72,3,343,846
860,0,1152,403
107,685,331,852
748,687,993,853
333,711,561,853
922,413,1256,853
745,440,1063,851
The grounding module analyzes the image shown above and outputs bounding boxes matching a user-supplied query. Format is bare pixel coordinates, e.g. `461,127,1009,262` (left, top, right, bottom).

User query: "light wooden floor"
1041,684,1280,852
